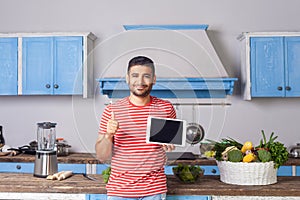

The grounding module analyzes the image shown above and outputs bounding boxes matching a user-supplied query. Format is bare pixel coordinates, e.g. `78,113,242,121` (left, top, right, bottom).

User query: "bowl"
172,165,204,183
199,142,214,155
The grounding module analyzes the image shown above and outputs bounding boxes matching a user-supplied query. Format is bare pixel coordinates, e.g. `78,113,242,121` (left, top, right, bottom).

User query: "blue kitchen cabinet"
285,37,300,96
0,38,18,95
249,36,300,97
87,194,107,200
96,164,110,174
200,165,219,175
22,36,83,95
165,165,174,175
0,162,34,173
165,165,219,175
58,163,86,173
296,166,300,176
277,166,292,176
0,162,86,174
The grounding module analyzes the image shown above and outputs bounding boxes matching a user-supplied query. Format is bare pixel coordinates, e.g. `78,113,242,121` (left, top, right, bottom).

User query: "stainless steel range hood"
98,24,237,99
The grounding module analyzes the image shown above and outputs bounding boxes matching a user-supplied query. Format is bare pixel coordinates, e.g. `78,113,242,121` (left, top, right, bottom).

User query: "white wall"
0,0,300,153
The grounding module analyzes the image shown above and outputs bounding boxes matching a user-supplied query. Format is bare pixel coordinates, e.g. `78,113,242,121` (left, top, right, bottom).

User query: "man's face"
126,65,156,97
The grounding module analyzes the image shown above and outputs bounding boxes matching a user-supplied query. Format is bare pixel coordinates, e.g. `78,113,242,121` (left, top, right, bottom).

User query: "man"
95,56,176,200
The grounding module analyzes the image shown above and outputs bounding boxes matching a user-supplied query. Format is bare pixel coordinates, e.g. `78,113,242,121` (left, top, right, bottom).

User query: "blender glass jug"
37,122,56,151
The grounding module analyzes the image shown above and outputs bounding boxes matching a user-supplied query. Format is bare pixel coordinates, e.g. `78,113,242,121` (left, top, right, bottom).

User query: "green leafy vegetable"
101,167,111,183
173,164,204,183
257,149,272,162
206,138,242,161
228,149,243,162
268,142,289,169
257,130,288,168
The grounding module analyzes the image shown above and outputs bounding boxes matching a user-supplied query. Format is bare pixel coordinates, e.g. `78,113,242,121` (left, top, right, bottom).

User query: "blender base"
34,150,58,178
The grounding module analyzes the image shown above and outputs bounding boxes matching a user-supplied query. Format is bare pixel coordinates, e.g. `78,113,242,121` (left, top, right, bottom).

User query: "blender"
33,122,58,177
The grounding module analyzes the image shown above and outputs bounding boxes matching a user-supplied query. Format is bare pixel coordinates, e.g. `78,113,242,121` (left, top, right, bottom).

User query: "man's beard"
131,84,153,97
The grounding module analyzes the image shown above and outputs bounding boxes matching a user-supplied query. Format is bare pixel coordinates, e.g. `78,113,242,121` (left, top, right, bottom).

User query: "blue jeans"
107,193,166,200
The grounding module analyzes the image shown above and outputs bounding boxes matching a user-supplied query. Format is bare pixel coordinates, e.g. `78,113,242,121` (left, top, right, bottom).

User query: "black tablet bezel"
146,116,186,147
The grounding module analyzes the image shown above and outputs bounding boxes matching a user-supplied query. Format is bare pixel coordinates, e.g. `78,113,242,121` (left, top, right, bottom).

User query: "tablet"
146,116,186,147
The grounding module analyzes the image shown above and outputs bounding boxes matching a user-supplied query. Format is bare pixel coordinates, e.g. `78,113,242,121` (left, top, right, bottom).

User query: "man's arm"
95,112,118,162
95,133,114,162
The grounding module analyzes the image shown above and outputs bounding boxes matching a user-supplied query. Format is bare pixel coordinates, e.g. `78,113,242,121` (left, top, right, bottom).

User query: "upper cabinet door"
250,37,285,97
285,37,300,97
54,37,83,95
0,38,18,95
22,37,53,95
0,32,95,97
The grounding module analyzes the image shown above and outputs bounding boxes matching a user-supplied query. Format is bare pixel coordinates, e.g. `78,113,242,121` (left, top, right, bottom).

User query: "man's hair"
127,56,155,75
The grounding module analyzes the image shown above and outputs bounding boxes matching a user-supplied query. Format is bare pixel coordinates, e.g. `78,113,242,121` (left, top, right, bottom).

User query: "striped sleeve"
99,105,112,135
167,100,176,119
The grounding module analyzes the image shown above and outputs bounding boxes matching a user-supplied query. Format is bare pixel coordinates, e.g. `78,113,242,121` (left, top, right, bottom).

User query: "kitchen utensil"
199,142,215,155
34,122,58,178
186,105,205,144
289,143,300,158
56,141,71,156
8,145,36,155
29,140,38,150
186,123,205,144
0,125,5,148
82,173,97,181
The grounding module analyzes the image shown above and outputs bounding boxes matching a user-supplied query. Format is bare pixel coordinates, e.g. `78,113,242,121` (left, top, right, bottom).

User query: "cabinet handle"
54,84,59,89
211,169,217,174
286,86,291,91
277,86,283,91
16,165,21,170
45,84,51,89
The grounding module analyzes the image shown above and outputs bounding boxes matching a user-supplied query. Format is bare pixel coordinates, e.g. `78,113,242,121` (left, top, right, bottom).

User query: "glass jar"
37,122,57,151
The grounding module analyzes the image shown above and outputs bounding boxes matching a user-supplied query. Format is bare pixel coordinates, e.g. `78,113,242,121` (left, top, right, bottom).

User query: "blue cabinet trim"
98,78,237,98
123,24,209,31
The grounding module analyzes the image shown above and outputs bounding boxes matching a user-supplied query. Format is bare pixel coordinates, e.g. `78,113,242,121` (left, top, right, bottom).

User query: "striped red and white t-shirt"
99,96,176,197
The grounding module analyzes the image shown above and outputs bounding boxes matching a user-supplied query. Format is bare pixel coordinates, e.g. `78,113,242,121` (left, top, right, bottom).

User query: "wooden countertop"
0,173,300,196
167,175,300,196
0,153,102,164
0,173,105,194
0,153,299,166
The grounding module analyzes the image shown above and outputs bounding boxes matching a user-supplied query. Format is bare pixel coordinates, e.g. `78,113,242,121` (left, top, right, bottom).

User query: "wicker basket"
217,161,277,185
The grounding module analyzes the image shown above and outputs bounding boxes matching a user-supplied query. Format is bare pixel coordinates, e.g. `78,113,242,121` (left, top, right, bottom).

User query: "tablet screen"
146,116,186,147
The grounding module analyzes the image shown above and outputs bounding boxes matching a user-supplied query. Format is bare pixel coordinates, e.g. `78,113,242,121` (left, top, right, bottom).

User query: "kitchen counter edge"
0,153,299,166
0,173,300,197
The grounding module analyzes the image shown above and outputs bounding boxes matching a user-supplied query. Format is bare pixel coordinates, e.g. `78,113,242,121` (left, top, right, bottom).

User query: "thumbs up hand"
106,111,119,138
